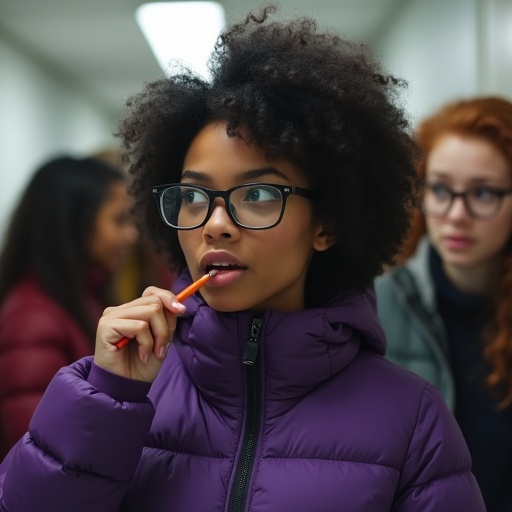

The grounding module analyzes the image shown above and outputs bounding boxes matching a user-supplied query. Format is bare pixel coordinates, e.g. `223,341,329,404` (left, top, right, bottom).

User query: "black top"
430,247,512,512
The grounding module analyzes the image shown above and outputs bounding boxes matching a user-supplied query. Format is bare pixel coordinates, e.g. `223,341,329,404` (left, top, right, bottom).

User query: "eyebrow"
428,171,510,186
181,167,290,184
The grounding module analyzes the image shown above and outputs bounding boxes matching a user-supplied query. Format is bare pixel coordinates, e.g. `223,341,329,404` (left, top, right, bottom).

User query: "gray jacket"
375,238,456,410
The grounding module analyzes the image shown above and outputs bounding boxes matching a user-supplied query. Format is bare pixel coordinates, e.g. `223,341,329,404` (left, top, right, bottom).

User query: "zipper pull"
243,316,262,366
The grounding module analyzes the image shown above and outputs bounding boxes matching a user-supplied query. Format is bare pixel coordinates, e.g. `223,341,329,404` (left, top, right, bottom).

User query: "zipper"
243,316,262,366
227,315,263,512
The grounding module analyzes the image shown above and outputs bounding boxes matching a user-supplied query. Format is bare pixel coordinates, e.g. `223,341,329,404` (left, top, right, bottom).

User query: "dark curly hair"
117,5,419,304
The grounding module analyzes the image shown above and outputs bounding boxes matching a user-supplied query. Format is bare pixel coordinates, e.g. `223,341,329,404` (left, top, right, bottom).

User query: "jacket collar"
406,236,438,313
172,271,386,417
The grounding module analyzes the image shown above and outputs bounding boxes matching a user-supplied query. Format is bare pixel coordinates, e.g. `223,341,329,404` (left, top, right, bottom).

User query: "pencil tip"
208,269,218,277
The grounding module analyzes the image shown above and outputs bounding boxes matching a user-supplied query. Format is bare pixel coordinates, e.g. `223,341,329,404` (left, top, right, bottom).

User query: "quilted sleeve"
0,357,154,512
393,384,486,511
0,310,84,455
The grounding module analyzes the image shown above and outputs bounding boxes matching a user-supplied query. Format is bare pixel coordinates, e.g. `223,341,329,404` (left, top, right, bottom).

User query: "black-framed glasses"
423,182,512,219
152,182,316,230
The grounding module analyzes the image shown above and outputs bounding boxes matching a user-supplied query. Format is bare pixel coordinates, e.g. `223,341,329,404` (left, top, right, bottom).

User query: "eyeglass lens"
423,184,504,218
161,184,284,228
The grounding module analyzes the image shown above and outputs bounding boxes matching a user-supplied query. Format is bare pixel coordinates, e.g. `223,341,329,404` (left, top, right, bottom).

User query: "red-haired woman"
376,96,512,512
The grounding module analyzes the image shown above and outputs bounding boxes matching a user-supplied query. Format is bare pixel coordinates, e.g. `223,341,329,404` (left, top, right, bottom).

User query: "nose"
202,198,241,241
446,195,471,221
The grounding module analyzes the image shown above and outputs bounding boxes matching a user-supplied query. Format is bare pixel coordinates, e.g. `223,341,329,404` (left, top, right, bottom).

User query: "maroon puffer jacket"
0,275,102,458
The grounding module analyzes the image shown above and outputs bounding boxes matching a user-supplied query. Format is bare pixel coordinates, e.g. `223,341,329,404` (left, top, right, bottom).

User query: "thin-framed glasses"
423,182,512,219
152,182,316,230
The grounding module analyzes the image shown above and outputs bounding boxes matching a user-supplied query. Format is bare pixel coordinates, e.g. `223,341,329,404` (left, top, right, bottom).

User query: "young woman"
0,155,137,458
0,7,485,511
376,96,512,511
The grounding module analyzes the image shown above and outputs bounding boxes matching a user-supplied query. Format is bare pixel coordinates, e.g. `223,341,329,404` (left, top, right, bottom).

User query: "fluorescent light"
136,2,226,80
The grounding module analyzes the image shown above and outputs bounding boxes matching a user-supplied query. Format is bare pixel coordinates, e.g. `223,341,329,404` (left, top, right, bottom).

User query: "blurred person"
0,155,137,458
376,96,512,511
113,240,176,303
95,148,177,303
0,7,485,511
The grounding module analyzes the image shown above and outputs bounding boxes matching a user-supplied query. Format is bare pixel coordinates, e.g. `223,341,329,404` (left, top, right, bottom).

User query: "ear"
312,223,336,252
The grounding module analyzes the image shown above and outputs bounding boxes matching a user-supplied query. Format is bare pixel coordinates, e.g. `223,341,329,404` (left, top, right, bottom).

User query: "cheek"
90,226,110,257
178,231,199,262
264,223,316,261
485,213,512,247
425,216,442,237
90,219,123,257
99,222,118,246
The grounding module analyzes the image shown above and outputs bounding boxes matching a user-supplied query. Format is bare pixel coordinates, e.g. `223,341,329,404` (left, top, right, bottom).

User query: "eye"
243,185,280,202
183,188,208,205
470,187,498,203
429,183,452,199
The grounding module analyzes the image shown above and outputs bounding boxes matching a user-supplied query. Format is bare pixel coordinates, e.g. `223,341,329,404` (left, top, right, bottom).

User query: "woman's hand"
94,287,186,382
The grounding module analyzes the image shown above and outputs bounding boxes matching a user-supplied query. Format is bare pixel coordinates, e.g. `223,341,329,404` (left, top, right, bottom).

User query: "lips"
198,251,248,288
443,234,474,251
199,251,248,273
446,234,472,242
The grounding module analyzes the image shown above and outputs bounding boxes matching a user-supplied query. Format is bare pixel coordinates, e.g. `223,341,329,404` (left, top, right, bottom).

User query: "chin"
202,296,246,313
442,253,480,269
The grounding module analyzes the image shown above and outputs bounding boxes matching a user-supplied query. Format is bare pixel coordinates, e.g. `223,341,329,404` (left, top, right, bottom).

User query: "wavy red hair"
398,96,512,408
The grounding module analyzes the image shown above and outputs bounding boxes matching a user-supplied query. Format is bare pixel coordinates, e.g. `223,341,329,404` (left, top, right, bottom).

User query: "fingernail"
143,353,149,365
172,302,186,313
159,346,166,359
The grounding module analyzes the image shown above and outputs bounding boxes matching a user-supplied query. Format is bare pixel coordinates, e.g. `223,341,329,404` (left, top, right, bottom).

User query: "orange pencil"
115,270,217,349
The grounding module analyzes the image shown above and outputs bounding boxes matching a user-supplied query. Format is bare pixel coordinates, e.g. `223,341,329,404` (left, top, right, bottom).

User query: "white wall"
0,36,117,244
480,0,512,97
375,0,479,126
2,0,511,244
375,0,512,127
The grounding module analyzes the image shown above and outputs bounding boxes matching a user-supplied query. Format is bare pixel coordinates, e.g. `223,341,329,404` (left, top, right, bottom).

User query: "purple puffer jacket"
0,273,485,512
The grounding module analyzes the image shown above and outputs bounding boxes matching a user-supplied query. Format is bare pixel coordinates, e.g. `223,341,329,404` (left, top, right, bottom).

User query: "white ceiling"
0,0,407,120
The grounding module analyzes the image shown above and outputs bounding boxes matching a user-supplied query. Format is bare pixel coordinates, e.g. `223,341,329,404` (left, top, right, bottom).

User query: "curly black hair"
117,5,419,304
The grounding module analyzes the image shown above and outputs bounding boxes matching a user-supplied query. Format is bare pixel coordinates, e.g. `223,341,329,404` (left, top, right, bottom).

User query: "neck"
442,253,504,297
